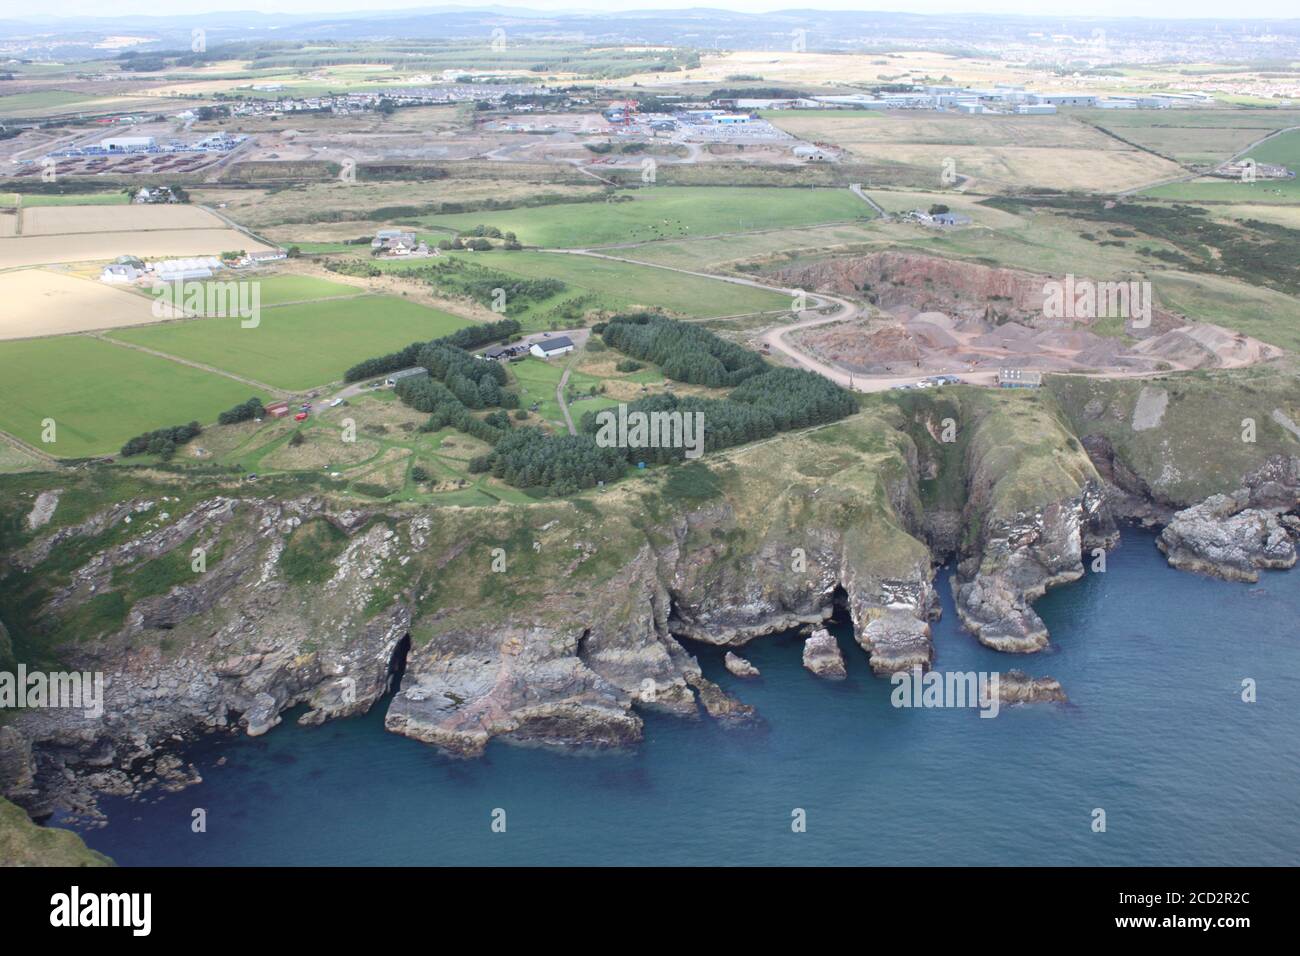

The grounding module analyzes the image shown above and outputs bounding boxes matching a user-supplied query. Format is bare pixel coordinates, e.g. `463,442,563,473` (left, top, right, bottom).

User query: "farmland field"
1078,109,1300,165
417,186,873,248
378,249,791,328
110,295,475,390
151,273,364,309
1141,176,1300,204
1,192,131,208
0,336,261,458
21,204,226,236
0,270,170,340
0,230,274,269
765,110,1182,191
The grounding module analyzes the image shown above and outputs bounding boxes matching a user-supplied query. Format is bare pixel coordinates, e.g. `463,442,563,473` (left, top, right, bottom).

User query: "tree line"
598,312,767,388
344,318,520,383
120,422,202,460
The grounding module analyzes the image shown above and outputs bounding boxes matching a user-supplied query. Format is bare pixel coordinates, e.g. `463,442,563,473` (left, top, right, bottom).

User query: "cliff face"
950,391,1115,652
2,369,1295,821
0,410,938,811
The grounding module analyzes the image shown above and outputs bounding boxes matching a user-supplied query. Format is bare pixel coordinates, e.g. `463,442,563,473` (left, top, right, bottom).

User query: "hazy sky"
20,1,1300,20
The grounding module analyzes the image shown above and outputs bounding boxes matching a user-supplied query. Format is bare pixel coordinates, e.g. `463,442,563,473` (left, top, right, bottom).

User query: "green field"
417,186,873,248
378,250,792,329
111,295,475,391
1,192,130,208
0,336,261,458
1079,109,1300,165
1244,128,1300,168
1141,129,1300,203
1142,175,1300,204
150,274,364,309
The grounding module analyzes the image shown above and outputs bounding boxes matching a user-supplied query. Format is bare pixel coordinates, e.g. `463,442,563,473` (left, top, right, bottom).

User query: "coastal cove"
62,528,1300,867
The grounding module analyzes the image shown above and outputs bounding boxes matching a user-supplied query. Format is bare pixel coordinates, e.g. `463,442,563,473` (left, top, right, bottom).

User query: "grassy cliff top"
0,798,112,867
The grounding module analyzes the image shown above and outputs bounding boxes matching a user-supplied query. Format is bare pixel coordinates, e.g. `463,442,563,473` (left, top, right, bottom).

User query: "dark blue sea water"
65,527,1299,866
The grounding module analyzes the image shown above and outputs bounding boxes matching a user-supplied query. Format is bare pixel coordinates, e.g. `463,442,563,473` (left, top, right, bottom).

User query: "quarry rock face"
1158,491,1297,582
774,250,1185,336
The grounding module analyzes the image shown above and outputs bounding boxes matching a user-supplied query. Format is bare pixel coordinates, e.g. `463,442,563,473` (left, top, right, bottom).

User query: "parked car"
294,412,308,421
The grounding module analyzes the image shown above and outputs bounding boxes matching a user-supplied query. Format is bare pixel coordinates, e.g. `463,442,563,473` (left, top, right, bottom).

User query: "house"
247,250,287,264
264,401,291,418
384,366,428,387
996,368,1042,388
371,229,418,253
483,345,512,360
932,212,971,227
100,263,140,284
530,336,575,359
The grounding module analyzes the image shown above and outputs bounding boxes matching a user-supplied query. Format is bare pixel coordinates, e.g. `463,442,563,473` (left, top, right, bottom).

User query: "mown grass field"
110,295,474,391
1141,177,1300,204
1141,130,1300,204
1078,109,1300,165
0,336,261,458
150,273,364,309
417,186,873,248
442,249,789,324
1,192,130,208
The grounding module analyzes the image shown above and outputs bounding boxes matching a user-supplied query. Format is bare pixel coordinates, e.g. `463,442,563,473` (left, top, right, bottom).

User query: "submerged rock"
689,675,756,726
990,670,1067,705
723,652,760,679
802,628,846,680
1158,492,1297,583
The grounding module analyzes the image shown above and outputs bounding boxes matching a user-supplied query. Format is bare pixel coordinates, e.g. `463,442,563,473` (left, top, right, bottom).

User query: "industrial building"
100,136,156,152
996,369,1043,388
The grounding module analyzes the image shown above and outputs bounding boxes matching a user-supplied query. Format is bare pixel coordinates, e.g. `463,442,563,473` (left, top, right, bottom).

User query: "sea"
62,526,1299,866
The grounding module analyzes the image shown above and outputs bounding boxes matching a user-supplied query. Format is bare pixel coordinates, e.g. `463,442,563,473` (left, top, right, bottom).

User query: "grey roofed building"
533,336,574,354
384,366,428,385
996,368,1043,388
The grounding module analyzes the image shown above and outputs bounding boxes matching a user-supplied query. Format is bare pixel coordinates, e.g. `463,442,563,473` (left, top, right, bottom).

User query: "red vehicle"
294,412,308,422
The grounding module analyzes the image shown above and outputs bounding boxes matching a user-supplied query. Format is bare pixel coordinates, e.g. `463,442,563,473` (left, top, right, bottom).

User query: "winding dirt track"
540,248,928,393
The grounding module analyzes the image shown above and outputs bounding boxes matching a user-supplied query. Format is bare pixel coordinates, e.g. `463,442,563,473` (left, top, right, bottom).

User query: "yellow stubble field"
0,269,179,340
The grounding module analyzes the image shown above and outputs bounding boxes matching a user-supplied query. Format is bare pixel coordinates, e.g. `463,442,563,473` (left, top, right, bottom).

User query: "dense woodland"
598,312,767,388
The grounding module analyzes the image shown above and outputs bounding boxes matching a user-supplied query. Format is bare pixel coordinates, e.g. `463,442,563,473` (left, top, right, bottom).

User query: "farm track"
86,332,284,395
556,365,576,435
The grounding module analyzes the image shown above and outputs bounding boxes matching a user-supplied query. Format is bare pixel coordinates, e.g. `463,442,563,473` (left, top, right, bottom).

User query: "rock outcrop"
953,394,1116,653
724,652,760,678
1157,492,1297,582
801,628,847,679
857,609,932,672
991,670,1068,705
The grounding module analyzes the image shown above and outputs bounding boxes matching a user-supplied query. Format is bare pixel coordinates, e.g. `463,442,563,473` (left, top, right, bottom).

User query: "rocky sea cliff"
1,373,1296,843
